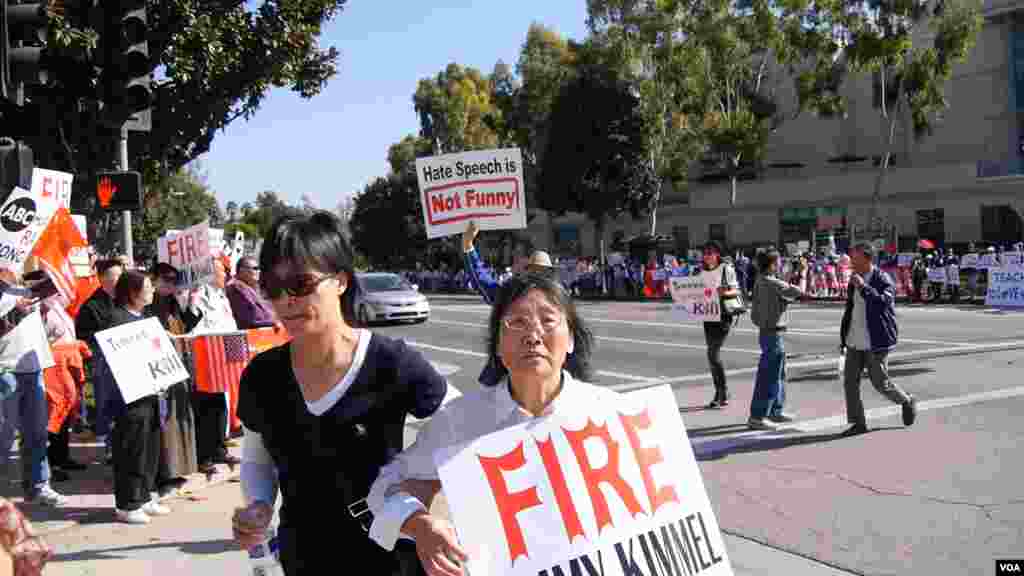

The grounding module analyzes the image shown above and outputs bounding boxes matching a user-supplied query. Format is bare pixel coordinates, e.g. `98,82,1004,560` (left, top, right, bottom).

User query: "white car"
354,273,430,325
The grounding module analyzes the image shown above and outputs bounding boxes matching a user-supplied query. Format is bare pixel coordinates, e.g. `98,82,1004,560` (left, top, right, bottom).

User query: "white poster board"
31,168,74,211
985,266,1024,308
95,317,190,404
669,271,722,322
960,254,978,269
165,221,212,288
436,385,733,576
0,187,58,272
1002,252,1024,267
208,228,225,256
415,148,526,239
927,269,947,283
68,214,91,272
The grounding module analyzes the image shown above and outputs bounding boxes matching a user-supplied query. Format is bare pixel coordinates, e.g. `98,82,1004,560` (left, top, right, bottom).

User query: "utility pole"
119,125,131,265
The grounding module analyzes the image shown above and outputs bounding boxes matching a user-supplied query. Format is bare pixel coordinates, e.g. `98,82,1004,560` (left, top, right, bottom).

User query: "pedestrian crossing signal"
95,171,142,211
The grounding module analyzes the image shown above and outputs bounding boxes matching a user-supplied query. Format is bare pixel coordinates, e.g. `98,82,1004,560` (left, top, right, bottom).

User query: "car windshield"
360,274,411,292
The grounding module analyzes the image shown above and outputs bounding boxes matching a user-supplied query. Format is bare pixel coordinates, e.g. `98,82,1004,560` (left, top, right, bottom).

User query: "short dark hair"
259,210,359,324
756,249,780,272
702,241,723,254
850,242,874,260
96,259,122,277
114,270,148,307
486,273,594,384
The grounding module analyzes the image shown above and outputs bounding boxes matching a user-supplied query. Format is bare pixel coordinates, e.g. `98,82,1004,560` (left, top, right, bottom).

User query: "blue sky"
199,0,590,211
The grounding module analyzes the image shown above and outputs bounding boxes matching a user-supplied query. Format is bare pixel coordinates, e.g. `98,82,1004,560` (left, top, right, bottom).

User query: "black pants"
704,320,733,396
191,391,227,465
113,396,160,511
47,426,71,467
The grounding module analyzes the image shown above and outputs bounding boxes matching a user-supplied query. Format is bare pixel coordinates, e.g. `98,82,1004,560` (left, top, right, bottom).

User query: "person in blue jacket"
461,220,580,385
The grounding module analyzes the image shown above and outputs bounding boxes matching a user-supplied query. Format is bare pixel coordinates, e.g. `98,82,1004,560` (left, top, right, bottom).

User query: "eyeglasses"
502,314,564,334
261,273,335,300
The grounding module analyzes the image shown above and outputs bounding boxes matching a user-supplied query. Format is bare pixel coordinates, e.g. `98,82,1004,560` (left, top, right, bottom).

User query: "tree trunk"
729,156,740,208
870,116,900,237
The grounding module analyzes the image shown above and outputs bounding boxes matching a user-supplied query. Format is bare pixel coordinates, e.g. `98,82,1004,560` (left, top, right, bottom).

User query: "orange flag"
31,207,87,304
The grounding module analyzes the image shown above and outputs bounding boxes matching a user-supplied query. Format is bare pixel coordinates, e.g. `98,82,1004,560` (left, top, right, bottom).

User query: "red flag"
31,207,87,304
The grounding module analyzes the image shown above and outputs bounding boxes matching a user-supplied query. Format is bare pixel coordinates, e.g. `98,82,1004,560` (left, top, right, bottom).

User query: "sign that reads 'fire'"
416,148,526,239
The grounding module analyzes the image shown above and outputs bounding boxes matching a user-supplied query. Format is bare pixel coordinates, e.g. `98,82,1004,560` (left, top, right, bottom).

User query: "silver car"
354,273,430,325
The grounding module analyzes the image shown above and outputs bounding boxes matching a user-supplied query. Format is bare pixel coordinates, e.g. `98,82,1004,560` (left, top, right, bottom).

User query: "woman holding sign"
231,211,448,575
366,273,602,576
702,241,742,409
106,271,174,524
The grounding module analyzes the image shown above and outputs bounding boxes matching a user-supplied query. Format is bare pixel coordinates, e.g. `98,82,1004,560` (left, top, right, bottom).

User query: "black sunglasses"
261,273,335,299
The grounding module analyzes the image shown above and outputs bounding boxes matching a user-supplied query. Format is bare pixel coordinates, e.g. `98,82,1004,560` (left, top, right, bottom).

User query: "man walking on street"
840,242,917,436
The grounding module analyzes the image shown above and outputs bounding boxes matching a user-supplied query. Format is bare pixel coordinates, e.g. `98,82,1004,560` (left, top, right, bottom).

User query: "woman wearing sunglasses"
231,211,448,575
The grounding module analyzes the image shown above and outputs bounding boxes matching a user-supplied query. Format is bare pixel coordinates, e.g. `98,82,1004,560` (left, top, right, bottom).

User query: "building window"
672,226,689,256
709,223,727,244
916,209,944,245
981,205,1023,245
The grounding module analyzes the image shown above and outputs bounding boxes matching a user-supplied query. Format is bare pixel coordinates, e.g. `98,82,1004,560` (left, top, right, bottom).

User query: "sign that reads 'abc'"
0,197,36,232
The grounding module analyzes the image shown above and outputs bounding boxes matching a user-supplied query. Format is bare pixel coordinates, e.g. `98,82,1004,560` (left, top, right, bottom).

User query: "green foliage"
413,64,501,154
349,175,426,269
237,190,303,239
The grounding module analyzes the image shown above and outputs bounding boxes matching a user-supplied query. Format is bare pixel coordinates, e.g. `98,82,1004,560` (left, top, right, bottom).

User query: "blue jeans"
750,333,786,420
0,372,51,493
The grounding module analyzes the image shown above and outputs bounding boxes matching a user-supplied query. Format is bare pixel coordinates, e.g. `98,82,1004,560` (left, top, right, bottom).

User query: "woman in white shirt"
367,273,603,576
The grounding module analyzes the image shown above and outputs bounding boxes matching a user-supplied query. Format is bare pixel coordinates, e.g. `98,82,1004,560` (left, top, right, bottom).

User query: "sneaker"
747,418,779,431
902,397,917,427
768,412,796,423
141,499,171,516
116,508,151,524
27,486,68,507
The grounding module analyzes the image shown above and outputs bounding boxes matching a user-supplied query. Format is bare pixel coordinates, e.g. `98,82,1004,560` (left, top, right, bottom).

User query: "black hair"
259,210,359,323
96,258,123,277
850,241,874,260
486,273,594,384
114,270,148,307
702,241,723,254
756,249,780,273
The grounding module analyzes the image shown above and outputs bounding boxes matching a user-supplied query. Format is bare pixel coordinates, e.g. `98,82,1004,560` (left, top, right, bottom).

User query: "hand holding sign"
462,220,480,253
405,513,468,576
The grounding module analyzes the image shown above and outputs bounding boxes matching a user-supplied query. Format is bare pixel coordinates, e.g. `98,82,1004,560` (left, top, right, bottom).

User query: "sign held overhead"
416,148,526,239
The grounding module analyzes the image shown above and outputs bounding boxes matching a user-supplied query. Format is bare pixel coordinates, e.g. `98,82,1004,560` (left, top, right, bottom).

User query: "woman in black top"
232,211,448,575
108,271,174,524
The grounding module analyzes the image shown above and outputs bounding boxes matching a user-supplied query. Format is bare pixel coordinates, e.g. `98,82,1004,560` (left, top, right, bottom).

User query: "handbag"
720,265,748,318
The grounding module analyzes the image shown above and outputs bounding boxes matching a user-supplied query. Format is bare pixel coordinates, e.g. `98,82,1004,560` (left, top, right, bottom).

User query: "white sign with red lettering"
95,317,189,404
0,186,58,272
164,221,213,288
416,148,526,239
31,168,74,211
436,385,733,576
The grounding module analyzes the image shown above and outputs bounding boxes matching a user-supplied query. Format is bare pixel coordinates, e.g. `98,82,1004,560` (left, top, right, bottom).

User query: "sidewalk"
2,435,241,536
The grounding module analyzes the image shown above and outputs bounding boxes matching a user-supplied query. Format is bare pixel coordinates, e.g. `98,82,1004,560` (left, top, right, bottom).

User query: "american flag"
192,333,250,394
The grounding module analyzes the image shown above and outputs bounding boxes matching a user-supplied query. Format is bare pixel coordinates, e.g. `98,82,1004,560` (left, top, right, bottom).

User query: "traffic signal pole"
120,125,132,266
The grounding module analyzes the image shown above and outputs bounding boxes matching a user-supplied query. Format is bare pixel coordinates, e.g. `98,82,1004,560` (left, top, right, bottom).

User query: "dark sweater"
237,333,447,575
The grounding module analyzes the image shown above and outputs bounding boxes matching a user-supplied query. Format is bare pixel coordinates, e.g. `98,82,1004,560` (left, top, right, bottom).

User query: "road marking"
428,361,462,377
433,305,972,345
609,339,1024,392
690,384,1024,458
406,340,658,383
430,319,761,355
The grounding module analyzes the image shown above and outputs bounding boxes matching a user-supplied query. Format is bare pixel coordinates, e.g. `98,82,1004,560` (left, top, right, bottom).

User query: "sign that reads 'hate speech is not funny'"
95,317,190,404
416,148,526,239
437,385,733,576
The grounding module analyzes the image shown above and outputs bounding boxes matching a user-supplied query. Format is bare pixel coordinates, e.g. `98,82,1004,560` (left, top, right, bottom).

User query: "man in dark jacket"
74,259,123,452
839,242,917,436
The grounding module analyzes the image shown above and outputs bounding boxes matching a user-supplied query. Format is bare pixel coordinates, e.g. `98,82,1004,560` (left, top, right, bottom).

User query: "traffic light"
0,137,32,194
95,170,141,211
0,1,50,105
100,0,152,127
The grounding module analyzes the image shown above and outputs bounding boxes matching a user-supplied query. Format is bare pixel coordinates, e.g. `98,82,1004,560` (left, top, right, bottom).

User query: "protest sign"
0,187,58,272
978,254,998,270
209,228,225,255
436,385,733,576
927,269,947,283
669,271,721,322
896,253,916,267
1002,252,1024,267
416,148,526,239
960,254,978,269
95,317,189,404
985,266,1024,308
31,168,74,211
165,221,212,288
69,214,90,272
157,230,182,264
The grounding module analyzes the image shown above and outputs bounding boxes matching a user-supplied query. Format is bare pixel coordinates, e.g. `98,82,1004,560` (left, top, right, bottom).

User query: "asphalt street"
32,294,1024,575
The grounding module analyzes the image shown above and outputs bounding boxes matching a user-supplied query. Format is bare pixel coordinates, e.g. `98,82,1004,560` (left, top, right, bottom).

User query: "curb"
18,445,242,538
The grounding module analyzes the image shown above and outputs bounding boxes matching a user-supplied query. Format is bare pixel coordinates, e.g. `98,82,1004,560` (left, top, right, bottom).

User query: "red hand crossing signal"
95,171,141,211
97,175,117,207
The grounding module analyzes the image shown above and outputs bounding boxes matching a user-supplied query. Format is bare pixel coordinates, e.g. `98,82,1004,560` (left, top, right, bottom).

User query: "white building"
528,0,1024,258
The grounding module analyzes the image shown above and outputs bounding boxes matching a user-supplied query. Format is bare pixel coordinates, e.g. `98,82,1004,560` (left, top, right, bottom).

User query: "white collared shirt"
366,371,619,551
848,267,875,351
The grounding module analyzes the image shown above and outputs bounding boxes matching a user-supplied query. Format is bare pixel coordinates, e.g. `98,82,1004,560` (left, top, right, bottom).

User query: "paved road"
30,296,1024,575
